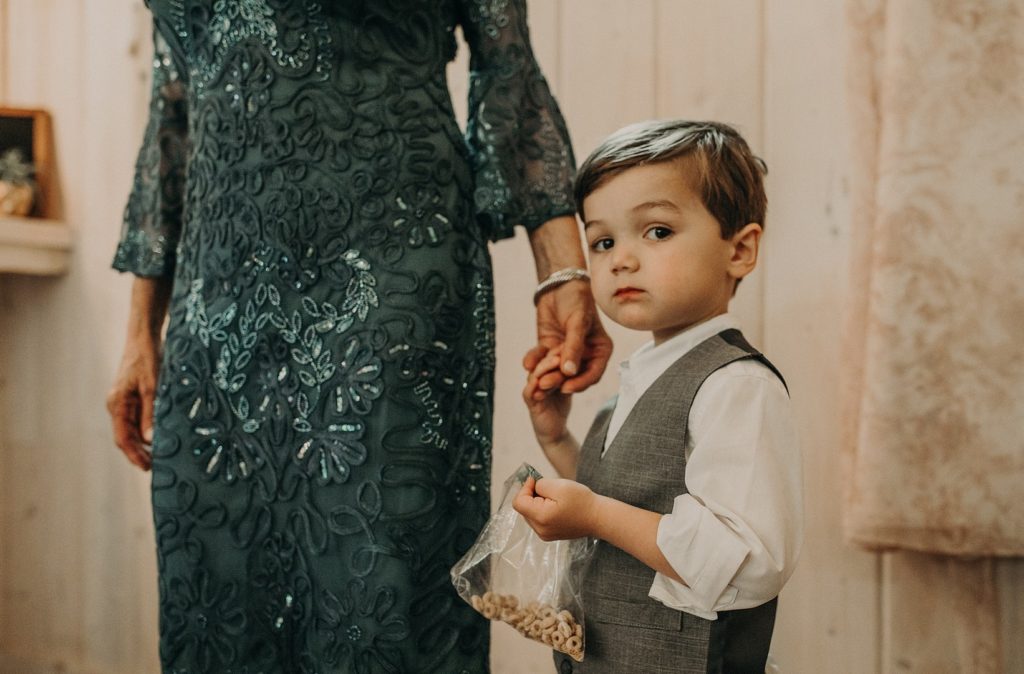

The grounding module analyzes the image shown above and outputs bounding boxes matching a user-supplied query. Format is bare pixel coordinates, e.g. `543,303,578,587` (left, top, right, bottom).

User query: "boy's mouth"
614,287,644,299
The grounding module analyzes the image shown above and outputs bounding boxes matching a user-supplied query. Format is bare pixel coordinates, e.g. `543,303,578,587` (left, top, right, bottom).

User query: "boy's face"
582,161,754,345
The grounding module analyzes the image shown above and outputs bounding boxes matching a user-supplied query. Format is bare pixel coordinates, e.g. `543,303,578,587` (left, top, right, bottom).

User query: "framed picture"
0,107,54,218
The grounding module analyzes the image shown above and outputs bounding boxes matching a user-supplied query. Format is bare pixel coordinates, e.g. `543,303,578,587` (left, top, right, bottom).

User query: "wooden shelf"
0,216,73,275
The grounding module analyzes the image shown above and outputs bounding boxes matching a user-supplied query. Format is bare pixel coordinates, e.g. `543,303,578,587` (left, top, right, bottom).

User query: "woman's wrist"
127,276,172,340
528,215,586,281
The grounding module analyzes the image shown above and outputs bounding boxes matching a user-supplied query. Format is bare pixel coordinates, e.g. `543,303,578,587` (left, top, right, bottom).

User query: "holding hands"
525,278,612,397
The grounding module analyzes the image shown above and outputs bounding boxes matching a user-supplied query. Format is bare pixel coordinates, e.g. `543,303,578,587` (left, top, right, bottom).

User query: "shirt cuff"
648,573,736,620
653,496,751,613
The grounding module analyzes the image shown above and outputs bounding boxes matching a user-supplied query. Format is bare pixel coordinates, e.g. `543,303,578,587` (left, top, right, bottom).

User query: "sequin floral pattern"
117,1,575,671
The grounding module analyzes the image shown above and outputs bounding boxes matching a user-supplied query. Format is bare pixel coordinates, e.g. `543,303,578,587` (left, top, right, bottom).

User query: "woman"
106,1,610,671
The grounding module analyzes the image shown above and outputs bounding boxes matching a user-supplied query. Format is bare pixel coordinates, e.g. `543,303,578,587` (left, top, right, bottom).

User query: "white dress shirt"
603,313,803,620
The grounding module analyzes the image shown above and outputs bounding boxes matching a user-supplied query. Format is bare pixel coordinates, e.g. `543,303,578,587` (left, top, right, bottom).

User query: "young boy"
514,120,802,674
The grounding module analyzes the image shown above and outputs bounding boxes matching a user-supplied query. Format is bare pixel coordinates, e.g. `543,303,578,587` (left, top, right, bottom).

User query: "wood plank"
0,0,7,101
526,0,559,90
998,559,1024,670
0,0,87,666
761,0,881,671
883,553,1003,674
0,1,159,672
78,2,161,671
655,0,765,346
558,0,657,157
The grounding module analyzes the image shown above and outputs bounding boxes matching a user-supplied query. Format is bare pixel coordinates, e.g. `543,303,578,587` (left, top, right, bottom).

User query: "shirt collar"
619,313,741,396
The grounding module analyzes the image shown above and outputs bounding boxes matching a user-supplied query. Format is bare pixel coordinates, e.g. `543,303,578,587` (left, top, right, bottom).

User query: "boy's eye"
644,226,673,241
590,237,614,252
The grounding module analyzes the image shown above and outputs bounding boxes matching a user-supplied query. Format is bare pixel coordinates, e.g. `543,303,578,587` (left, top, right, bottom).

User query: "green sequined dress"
112,1,575,671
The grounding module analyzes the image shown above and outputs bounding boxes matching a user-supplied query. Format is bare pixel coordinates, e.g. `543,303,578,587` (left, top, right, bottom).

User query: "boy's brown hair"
574,120,767,239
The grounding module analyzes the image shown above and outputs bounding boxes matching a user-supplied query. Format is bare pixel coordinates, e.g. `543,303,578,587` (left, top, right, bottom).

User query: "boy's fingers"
522,380,537,403
522,344,549,372
536,350,563,373
533,477,555,499
536,370,566,392
513,477,539,516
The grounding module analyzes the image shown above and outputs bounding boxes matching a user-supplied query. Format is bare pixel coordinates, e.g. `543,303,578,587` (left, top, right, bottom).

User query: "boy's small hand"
527,348,566,401
513,475,598,541
523,356,572,448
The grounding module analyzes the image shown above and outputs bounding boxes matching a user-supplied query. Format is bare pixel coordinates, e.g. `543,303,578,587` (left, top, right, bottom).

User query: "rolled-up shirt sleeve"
648,361,803,620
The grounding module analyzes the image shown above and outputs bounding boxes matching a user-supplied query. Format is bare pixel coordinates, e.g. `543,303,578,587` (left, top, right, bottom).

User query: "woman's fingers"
558,312,586,377
561,323,613,394
140,382,156,444
561,352,607,393
107,387,152,471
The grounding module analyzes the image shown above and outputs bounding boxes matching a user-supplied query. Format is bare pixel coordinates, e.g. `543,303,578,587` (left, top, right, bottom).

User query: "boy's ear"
727,222,762,281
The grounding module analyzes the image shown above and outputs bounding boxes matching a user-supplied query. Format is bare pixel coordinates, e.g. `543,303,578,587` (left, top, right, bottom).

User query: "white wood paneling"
999,559,1024,670
0,0,7,99
1,1,159,672
655,0,766,347
559,0,657,157
883,553,995,673
761,0,881,671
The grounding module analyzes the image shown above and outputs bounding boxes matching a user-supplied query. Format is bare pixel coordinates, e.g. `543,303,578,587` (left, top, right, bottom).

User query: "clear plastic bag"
451,463,596,662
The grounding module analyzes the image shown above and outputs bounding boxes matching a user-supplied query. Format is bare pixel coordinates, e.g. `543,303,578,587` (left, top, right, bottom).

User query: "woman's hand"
525,279,612,396
107,276,172,471
525,215,613,396
107,334,160,471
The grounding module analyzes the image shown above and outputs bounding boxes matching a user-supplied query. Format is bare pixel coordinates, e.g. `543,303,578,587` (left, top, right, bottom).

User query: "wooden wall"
0,1,1020,672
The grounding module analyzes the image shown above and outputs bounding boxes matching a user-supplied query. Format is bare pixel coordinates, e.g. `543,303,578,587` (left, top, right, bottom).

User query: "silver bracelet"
533,267,590,305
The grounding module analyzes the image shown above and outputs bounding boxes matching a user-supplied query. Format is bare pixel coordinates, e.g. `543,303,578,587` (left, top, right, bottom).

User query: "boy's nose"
611,245,638,273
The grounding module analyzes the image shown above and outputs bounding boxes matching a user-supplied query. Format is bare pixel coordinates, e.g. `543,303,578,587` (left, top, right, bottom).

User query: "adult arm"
107,26,188,470
107,277,172,470
457,0,611,391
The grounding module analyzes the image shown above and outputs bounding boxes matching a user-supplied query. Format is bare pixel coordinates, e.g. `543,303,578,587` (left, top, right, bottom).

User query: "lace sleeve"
458,0,576,242
112,27,189,278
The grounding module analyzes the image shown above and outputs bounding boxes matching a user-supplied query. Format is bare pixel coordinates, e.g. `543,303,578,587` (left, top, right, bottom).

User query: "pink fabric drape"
843,0,1024,557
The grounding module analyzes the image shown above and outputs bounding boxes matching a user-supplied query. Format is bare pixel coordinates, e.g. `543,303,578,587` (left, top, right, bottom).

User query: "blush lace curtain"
843,0,1024,669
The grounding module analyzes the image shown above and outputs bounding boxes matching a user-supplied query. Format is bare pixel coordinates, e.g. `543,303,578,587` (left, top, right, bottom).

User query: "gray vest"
556,329,784,674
